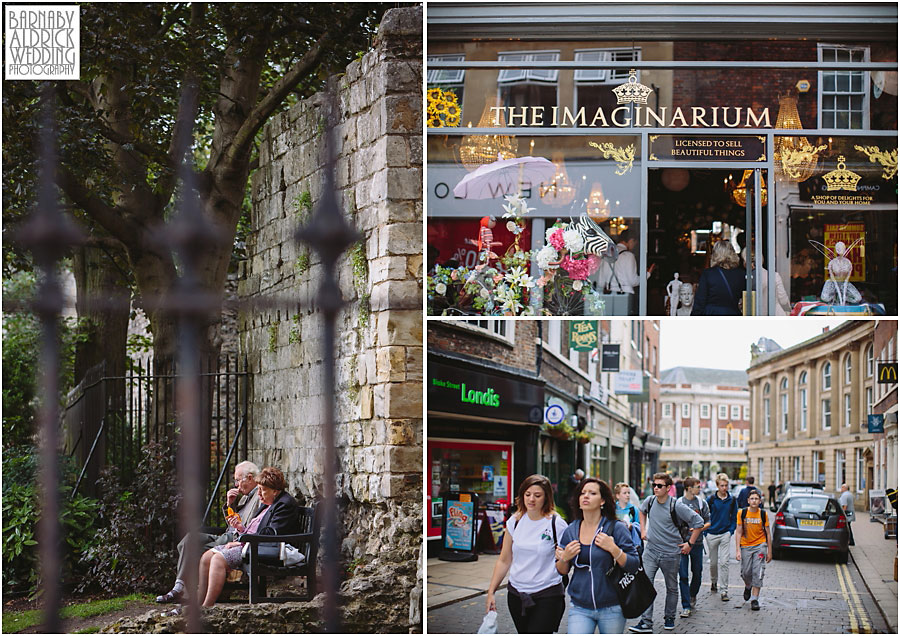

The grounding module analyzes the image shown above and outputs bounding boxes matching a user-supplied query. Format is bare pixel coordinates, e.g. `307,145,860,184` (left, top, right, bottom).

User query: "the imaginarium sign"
488,105,772,129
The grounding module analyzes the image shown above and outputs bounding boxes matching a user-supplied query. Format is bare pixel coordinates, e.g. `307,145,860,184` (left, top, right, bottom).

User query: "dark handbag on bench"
243,526,282,566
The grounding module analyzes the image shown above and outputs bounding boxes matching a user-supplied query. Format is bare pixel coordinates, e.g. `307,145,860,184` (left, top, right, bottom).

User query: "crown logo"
612,69,653,105
822,156,862,191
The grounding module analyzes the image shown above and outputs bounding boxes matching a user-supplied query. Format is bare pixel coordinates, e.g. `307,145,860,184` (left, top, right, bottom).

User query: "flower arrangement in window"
426,88,461,128
535,218,608,315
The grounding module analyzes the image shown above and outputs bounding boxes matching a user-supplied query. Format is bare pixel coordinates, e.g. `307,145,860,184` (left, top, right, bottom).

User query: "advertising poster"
824,223,865,282
444,500,475,550
493,475,508,497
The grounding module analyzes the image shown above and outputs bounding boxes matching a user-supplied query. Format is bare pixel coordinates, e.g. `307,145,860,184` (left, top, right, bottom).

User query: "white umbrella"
453,156,556,200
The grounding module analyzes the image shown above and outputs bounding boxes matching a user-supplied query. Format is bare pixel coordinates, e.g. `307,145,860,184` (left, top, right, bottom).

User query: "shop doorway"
647,167,768,316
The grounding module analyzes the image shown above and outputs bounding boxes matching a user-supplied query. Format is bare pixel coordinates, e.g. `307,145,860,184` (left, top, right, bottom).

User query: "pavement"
849,512,898,634
427,512,898,633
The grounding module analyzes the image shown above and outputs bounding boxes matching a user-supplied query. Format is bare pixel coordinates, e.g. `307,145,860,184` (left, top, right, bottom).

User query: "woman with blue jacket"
557,477,641,634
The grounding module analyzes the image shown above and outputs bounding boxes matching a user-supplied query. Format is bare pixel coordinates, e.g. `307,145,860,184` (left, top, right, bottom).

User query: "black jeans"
507,585,565,634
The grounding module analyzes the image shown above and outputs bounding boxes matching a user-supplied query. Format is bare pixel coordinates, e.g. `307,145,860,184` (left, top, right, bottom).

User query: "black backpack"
647,496,690,542
739,507,769,542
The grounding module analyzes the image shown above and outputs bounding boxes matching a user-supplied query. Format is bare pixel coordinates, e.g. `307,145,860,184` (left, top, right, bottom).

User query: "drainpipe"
536,321,543,376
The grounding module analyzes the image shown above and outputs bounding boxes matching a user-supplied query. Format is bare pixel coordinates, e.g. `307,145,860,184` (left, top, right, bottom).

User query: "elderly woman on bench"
198,466,300,607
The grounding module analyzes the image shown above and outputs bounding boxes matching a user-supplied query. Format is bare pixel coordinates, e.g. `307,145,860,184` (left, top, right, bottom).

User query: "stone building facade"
659,367,750,481
872,320,898,498
236,7,422,630
747,321,878,508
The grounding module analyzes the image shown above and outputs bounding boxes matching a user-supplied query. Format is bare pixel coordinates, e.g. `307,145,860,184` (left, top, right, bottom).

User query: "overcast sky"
659,318,849,372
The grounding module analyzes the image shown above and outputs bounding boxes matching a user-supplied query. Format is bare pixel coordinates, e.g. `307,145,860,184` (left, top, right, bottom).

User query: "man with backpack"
677,477,710,617
629,472,704,633
736,475,757,509
734,489,772,611
705,473,737,601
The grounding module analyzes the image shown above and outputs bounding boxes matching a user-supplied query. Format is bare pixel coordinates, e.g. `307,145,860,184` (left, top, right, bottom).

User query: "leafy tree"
3,3,390,365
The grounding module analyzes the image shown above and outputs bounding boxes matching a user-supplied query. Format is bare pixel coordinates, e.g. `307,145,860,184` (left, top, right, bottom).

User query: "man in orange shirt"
733,489,772,611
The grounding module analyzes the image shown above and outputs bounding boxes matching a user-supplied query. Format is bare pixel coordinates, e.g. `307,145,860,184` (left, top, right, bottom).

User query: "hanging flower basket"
543,422,574,441
573,431,592,445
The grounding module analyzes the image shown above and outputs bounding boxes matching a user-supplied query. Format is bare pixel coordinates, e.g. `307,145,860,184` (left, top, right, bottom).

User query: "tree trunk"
71,243,130,494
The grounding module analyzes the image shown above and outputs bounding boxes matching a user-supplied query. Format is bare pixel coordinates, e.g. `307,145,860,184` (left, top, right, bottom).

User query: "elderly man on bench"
156,460,262,604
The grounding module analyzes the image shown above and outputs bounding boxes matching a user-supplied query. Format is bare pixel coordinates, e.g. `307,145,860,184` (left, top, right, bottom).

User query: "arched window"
865,344,874,377
780,377,788,390
822,362,832,389
763,383,771,435
844,354,852,384
798,372,808,431
799,370,808,384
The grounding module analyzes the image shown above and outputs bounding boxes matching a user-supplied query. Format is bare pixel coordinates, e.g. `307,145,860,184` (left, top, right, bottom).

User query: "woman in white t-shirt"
486,474,569,633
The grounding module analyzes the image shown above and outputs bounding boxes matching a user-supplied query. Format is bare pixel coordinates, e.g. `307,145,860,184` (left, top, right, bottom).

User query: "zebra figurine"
567,214,618,262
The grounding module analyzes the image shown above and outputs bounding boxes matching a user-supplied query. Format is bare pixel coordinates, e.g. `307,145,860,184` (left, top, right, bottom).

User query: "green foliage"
268,323,278,352
295,250,311,275
77,443,180,594
289,314,302,344
357,293,371,329
1,447,100,595
349,241,368,295
2,271,84,449
295,190,314,222
2,593,152,633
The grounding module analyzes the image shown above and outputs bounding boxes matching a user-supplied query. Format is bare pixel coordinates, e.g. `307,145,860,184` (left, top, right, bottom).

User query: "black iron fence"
63,356,249,526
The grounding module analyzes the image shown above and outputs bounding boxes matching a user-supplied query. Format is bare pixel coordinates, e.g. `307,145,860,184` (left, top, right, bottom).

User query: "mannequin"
666,273,682,317
810,239,863,305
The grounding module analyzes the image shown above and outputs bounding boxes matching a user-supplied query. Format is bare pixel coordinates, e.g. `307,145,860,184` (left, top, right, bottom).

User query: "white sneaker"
680,608,691,618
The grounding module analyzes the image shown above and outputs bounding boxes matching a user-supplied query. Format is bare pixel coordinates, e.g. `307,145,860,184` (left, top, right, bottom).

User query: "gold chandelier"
539,153,576,207
773,93,826,182
586,182,610,221
731,170,767,207
458,97,516,171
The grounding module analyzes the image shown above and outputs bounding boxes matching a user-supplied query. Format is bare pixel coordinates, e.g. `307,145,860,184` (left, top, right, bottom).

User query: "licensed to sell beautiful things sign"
824,223,865,282
569,320,598,351
648,135,766,162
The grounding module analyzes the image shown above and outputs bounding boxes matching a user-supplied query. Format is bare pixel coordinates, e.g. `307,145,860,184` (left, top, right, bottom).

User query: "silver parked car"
772,494,850,563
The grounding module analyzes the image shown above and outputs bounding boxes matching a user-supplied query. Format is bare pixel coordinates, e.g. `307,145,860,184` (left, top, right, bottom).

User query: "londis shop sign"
428,359,544,423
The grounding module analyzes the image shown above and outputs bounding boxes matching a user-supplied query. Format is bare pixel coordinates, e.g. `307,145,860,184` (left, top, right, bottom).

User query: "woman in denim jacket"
557,477,640,634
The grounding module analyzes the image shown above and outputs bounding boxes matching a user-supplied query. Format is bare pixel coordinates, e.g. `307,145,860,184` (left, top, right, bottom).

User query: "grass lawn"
2,593,153,634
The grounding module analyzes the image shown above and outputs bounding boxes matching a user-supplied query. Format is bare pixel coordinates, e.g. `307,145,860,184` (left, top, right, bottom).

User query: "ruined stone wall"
237,6,422,630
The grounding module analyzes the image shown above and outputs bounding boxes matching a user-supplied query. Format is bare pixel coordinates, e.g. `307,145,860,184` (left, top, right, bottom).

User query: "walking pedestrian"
705,473,737,601
677,477,710,617
736,476,757,509
734,490,772,611
838,483,856,546
628,473,704,633
615,482,643,559
557,478,641,634
486,474,569,633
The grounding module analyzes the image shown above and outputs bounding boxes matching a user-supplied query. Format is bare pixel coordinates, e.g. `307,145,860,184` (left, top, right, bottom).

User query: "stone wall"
236,6,422,631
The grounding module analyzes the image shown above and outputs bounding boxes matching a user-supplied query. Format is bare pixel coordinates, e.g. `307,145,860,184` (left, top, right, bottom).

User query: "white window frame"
718,404,728,419
822,398,832,430
793,456,802,481
545,320,562,354
775,457,782,485
731,404,741,420
497,50,560,84
817,44,870,130
701,403,710,419
866,386,874,414
800,388,808,431
844,393,852,428
681,403,691,419
457,319,515,345
700,428,710,447
781,393,789,433
865,344,874,377
663,403,672,418
835,449,846,487
427,54,465,86
731,430,740,448
573,48,640,84
823,361,832,390
764,398,771,435
681,427,690,447
718,429,728,448
856,448,865,493
844,354,852,384
757,458,765,485
743,405,750,420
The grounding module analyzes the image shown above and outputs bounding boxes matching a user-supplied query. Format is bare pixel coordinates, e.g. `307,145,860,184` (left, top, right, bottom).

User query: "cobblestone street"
428,548,890,634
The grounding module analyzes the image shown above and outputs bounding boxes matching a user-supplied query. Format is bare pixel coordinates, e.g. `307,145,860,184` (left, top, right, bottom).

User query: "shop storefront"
427,356,545,550
426,3,898,317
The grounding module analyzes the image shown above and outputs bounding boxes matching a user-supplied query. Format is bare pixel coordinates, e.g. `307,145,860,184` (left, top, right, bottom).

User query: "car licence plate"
799,519,825,527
